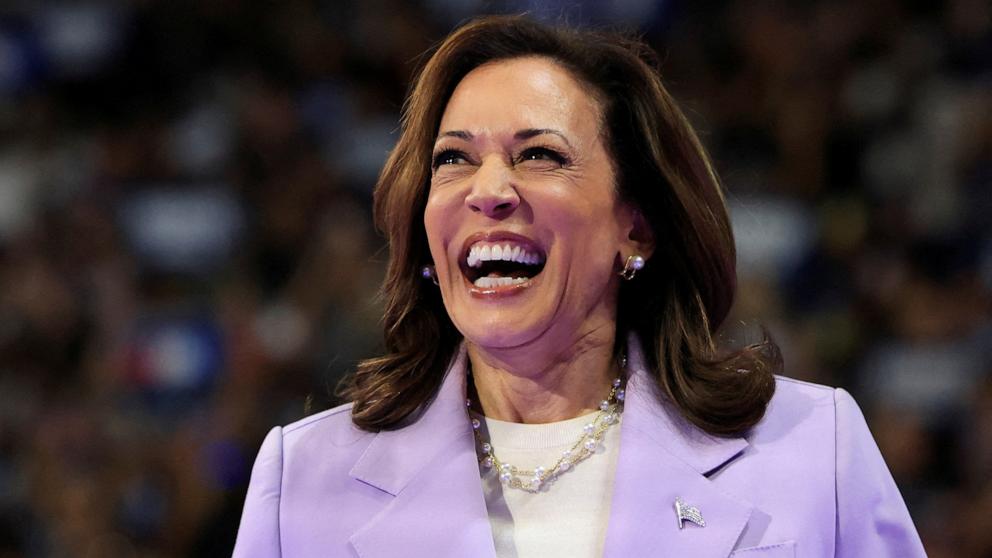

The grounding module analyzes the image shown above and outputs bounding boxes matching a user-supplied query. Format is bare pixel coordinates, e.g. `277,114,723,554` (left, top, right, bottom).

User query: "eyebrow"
437,130,473,141
435,128,573,147
514,128,572,147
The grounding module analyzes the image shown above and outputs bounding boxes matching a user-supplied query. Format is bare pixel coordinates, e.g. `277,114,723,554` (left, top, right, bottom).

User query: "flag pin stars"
675,496,706,529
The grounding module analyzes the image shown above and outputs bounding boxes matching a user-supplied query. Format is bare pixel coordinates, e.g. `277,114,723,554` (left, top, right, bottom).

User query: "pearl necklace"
468,369,626,493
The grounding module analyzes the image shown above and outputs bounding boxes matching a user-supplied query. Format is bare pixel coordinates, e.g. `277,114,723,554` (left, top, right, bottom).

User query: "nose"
464,159,520,218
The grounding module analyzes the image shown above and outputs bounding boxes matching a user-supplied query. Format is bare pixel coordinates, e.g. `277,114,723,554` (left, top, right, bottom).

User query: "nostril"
466,200,516,216
464,181,520,216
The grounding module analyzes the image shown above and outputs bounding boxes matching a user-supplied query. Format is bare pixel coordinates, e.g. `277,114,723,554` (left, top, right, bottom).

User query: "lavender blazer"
232,339,926,557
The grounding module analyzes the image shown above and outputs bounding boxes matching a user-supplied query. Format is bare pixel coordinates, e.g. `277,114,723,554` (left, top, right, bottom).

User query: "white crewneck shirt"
476,411,622,558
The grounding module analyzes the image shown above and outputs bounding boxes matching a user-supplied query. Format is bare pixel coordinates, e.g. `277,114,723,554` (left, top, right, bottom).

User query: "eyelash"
432,149,470,170
515,146,570,166
431,146,570,170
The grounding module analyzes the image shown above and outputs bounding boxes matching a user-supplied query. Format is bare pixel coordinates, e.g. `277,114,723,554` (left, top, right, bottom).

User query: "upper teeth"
467,242,542,268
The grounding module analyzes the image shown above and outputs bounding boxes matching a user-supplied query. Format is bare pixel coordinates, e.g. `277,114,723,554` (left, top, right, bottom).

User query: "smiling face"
423,56,645,353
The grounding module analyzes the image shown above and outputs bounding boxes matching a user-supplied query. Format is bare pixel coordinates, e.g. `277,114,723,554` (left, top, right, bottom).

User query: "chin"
451,305,555,350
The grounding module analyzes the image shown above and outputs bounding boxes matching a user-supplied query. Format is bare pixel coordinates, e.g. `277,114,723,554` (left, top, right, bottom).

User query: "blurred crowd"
0,1,987,556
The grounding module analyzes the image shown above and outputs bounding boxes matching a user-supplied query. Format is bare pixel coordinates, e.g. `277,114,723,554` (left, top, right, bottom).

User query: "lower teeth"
474,276,529,288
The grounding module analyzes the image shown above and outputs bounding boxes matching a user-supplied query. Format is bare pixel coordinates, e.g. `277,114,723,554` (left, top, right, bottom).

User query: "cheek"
423,190,460,265
543,200,625,281
542,191,623,248
422,195,444,261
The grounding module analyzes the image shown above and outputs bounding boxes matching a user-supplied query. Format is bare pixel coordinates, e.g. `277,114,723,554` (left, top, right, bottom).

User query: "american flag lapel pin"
675,496,706,529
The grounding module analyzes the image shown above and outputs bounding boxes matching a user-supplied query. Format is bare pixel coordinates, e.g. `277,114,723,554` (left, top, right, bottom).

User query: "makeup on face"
423,56,633,349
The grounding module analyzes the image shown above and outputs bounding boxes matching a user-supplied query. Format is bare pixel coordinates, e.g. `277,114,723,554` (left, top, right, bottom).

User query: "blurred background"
0,0,987,556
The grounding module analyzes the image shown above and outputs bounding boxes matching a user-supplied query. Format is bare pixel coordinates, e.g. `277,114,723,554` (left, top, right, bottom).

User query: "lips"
458,232,547,290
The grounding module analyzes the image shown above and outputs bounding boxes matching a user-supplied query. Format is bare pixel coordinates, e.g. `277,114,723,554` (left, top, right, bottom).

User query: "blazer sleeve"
833,388,926,557
232,427,284,558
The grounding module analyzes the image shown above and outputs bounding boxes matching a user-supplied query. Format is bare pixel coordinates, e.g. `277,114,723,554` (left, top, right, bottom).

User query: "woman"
233,15,925,558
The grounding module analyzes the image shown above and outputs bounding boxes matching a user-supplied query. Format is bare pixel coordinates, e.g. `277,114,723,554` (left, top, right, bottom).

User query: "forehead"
438,56,603,138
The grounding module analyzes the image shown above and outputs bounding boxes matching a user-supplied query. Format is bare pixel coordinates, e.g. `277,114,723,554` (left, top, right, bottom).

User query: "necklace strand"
468,366,627,493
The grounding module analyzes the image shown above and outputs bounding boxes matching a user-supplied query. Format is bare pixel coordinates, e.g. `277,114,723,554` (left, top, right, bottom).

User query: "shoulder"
751,375,878,452
744,376,925,555
770,374,838,404
242,402,373,484
756,375,876,437
735,376,841,514
754,375,846,435
233,403,384,557
276,402,375,460
737,376,842,482
283,401,361,438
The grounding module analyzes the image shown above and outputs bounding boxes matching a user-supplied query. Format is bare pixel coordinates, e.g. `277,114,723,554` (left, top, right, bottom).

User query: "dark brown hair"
340,15,780,436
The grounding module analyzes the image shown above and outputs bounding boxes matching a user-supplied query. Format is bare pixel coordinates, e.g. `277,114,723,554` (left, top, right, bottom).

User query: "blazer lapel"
347,346,497,558
603,336,754,558
346,336,755,558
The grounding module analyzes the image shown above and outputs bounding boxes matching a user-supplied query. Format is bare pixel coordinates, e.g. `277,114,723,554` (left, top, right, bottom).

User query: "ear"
620,204,655,261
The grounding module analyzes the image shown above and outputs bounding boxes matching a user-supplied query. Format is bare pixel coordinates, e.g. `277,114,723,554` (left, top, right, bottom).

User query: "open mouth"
461,238,547,290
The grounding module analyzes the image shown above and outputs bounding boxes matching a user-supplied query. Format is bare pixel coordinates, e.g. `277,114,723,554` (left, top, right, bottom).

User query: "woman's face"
424,56,642,351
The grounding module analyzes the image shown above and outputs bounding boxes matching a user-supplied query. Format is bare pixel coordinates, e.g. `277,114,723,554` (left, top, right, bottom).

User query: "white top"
477,411,622,558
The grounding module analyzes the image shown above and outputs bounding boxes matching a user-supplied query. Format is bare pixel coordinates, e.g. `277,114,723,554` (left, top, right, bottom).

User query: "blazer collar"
348,336,755,557
348,345,497,557
620,334,750,476
349,344,473,496
602,334,754,557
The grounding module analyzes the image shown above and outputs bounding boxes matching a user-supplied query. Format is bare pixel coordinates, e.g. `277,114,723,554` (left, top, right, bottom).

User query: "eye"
432,149,470,170
515,146,569,167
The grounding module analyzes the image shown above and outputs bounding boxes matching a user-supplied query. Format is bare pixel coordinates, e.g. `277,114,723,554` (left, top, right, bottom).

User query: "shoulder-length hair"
340,15,780,437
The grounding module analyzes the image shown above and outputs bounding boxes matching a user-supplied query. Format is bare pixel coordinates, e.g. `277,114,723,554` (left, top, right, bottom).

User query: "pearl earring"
421,265,439,286
620,255,645,280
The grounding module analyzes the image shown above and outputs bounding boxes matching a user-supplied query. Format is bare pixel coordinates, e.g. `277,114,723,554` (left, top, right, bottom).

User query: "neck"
467,324,618,424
